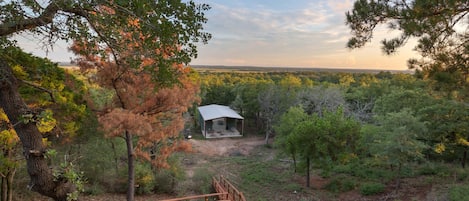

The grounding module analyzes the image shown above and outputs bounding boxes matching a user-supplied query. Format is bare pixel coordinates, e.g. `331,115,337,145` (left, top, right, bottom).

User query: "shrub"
84,183,105,195
135,163,156,195
454,168,469,182
449,184,469,201
176,167,214,195
192,168,214,194
154,169,177,194
418,163,438,175
325,176,356,193
360,182,385,196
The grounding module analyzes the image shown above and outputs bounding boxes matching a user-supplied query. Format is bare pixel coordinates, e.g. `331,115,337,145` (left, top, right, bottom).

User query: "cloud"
191,0,415,70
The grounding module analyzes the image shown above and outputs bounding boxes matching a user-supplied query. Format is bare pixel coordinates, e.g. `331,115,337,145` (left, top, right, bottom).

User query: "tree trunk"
264,120,271,145
1,176,6,201
0,60,75,201
125,131,135,201
110,139,120,175
292,154,297,173
462,149,467,169
5,168,15,201
1,151,16,201
306,157,310,188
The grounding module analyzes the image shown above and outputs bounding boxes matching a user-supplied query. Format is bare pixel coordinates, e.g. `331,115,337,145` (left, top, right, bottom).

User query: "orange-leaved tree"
71,17,200,200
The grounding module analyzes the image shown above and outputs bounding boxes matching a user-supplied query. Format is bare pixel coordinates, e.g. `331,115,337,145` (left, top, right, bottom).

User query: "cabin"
198,104,244,138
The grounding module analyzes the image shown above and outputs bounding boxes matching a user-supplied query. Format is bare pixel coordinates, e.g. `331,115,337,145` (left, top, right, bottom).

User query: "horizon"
59,62,413,73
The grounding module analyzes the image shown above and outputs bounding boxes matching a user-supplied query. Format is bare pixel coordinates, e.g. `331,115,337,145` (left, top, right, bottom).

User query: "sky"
16,0,418,70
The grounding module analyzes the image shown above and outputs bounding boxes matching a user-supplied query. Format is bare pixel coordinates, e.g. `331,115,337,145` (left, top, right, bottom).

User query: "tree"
71,17,201,200
373,88,435,115
0,45,90,200
365,109,428,188
297,86,347,116
274,106,308,172
230,78,272,125
346,0,468,100
0,109,18,201
419,99,469,167
277,107,360,187
0,1,210,200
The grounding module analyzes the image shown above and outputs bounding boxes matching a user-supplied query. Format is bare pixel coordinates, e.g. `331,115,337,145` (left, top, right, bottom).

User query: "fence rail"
161,175,245,201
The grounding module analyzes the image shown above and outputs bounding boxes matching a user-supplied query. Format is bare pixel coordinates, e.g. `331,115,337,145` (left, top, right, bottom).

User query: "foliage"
297,108,360,164
134,163,155,195
324,176,356,193
346,0,469,100
364,109,429,188
2,46,88,141
449,184,469,201
373,88,435,115
274,106,308,171
51,160,85,201
418,99,469,166
79,134,127,193
276,106,361,187
359,182,385,196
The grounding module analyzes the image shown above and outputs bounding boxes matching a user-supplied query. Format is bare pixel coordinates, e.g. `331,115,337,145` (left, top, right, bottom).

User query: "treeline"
198,70,469,188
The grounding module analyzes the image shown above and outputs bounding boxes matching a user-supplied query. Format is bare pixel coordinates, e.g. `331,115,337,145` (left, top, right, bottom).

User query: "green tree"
278,108,360,187
366,109,428,188
0,1,210,200
373,88,435,115
274,106,308,172
419,99,469,167
346,0,468,100
230,78,272,127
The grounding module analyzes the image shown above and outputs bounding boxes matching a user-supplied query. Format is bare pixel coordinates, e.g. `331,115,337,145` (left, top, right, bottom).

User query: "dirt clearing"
189,136,265,156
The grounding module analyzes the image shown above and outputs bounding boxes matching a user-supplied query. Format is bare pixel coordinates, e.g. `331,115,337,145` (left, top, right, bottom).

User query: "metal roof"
198,104,244,121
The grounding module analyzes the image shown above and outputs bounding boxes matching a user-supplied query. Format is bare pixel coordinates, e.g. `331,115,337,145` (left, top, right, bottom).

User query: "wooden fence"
161,175,245,201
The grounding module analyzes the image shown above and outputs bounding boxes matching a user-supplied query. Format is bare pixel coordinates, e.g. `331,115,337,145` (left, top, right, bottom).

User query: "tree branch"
0,1,90,37
18,79,55,103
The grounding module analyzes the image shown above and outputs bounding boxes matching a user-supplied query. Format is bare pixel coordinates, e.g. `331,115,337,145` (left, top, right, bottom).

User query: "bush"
360,182,385,196
191,168,214,194
418,163,439,175
454,168,469,182
84,183,105,195
154,169,177,194
325,176,356,193
449,184,469,201
176,167,214,195
135,163,156,195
